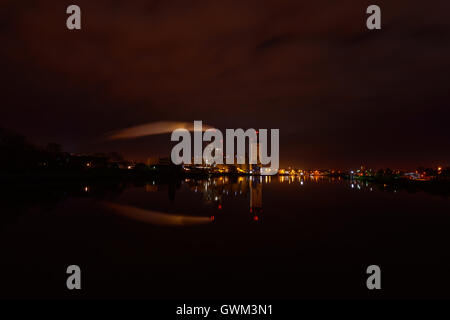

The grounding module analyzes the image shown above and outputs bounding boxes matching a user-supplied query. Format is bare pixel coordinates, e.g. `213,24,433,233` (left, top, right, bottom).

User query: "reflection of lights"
218,204,222,210
351,183,354,188
84,186,89,192
210,216,215,221
300,181,304,185
253,216,259,221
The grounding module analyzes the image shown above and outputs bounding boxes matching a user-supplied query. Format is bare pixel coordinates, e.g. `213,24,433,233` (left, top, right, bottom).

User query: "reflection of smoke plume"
106,121,213,140
103,202,211,226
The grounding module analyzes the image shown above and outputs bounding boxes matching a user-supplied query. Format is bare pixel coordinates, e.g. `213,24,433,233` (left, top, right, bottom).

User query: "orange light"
253,216,259,221
210,216,215,221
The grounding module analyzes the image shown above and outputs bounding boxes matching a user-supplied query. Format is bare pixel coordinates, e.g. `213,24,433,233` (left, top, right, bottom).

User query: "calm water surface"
1,176,449,298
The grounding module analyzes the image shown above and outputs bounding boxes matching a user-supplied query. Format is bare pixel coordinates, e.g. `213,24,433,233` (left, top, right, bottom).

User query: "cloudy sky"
1,0,449,168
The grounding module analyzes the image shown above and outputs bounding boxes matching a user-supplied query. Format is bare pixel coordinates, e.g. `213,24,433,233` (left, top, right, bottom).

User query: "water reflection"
1,175,449,299
104,202,212,226
182,176,263,220
1,175,449,229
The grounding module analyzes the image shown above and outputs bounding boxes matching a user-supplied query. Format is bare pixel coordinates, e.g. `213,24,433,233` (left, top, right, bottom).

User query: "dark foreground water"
1,175,450,299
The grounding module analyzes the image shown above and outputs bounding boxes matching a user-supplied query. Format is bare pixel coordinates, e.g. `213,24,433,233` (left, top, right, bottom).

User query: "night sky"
1,0,449,169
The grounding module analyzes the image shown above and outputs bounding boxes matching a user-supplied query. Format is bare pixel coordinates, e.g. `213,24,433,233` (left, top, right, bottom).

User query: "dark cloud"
1,0,449,168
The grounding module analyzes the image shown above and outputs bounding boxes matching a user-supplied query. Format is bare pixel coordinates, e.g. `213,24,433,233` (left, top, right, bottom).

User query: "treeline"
0,128,125,173
374,167,450,179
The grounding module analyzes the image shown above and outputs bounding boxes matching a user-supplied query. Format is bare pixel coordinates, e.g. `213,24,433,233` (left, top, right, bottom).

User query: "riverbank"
351,175,450,197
